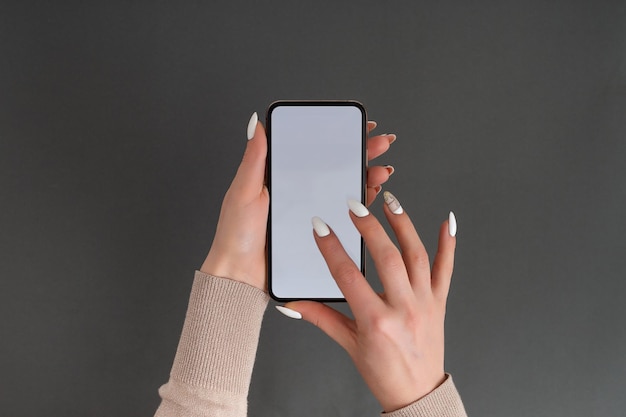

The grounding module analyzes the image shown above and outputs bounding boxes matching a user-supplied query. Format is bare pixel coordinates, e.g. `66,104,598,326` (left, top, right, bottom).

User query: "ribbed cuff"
383,375,467,417
170,271,270,394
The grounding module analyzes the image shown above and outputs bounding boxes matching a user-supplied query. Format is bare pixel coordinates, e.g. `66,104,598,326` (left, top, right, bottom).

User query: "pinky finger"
366,185,382,206
431,212,457,301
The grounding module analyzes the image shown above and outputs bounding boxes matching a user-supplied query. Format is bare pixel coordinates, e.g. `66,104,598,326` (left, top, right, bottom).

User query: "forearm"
155,271,269,417
154,272,466,417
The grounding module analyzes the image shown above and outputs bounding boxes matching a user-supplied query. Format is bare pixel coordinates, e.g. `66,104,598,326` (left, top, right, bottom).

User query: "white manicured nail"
347,199,369,217
383,191,403,214
449,211,457,237
276,306,302,320
311,216,330,237
384,165,395,176
247,112,258,140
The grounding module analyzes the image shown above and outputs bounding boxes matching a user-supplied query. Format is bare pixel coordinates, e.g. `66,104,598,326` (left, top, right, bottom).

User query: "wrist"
380,372,447,413
201,251,266,291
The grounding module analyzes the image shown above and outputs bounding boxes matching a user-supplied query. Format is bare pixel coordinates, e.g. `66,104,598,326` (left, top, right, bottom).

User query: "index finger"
311,217,383,316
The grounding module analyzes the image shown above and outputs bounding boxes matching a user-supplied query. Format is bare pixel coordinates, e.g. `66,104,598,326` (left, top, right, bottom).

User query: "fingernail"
385,134,397,144
247,112,258,140
367,120,377,129
347,199,369,217
383,191,403,214
311,216,330,237
276,305,302,320
374,185,382,195
448,211,457,237
384,165,395,176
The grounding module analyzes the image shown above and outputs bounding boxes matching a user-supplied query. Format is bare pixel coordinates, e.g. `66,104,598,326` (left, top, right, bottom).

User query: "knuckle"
403,308,425,329
368,314,396,337
378,248,404,272
404,249,430,271
334,262,362,286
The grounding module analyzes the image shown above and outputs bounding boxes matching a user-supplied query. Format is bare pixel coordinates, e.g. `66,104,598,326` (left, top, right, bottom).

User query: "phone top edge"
267,100,366,114
266,100,367,141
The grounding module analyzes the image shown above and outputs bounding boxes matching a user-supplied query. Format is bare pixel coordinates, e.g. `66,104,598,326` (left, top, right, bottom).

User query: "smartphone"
267,101,366,301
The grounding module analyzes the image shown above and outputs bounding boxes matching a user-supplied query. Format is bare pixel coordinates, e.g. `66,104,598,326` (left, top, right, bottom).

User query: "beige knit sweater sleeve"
154,271,467,417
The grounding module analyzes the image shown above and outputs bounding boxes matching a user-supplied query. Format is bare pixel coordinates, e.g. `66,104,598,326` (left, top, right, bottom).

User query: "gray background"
1,1,624,416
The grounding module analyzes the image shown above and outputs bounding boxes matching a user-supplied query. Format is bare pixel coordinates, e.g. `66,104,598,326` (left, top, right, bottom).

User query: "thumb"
278,301,355,353
229,112,267,198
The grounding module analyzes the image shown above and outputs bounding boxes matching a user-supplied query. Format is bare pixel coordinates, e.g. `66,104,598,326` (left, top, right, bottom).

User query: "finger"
366,185,382,206
312,217,383,316
365,165,393,206
346,200,413,304
281,301,357,354
366,165,393,188
381,191,432,293
367,120,377,133
431,212,457,301
229,112,267,199
366,134,395,161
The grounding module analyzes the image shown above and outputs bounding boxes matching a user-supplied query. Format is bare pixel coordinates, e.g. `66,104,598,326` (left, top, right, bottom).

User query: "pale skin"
201,116,456,413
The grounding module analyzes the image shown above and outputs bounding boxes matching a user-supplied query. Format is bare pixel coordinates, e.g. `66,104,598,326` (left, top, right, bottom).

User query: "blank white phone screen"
269,104,364,300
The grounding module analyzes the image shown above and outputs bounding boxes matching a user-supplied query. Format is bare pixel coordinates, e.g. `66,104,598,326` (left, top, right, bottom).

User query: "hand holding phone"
200,105,394,296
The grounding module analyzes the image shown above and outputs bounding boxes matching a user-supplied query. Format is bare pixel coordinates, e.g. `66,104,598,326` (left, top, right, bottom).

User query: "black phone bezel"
266,100,367,302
